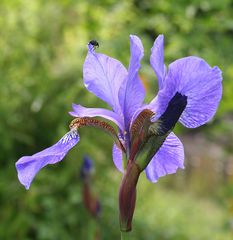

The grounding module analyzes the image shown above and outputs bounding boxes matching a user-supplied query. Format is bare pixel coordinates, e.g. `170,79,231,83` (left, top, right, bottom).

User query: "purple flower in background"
16,34,222,211
80,155,94,179
80,155,101,218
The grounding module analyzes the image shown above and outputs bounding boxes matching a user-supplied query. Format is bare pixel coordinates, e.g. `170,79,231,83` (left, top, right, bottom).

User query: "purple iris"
71,34,222,178
15,34,222,190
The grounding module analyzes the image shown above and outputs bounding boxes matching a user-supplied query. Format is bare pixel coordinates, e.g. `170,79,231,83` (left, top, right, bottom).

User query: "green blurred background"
1,0,233,239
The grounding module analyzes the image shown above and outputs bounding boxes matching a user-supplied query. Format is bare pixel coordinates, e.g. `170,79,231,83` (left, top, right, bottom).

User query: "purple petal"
150,35,166,89
155,56,222,127
119,35,145,129
112,143,124,172
15,130,80,190
145,132,184,183
83,47,127,115
69,103,124,131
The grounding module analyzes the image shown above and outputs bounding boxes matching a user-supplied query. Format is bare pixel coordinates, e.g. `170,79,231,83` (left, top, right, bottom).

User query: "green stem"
121,231,130,240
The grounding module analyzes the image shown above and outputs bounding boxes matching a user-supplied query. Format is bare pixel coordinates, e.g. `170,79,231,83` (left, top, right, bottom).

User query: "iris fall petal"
15,130,80,190
156,56,222,127
145,132,184,182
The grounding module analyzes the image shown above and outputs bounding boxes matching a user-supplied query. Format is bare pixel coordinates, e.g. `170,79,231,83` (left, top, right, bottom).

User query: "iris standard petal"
155,56,222,127
150,34,166,89
145,132,184,183
83,47,127,115
112,143,124,173
119,35,145,129
69,103,124,131
15,130,80,190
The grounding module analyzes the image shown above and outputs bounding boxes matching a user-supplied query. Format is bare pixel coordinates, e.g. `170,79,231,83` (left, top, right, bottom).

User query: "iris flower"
16,35,222,229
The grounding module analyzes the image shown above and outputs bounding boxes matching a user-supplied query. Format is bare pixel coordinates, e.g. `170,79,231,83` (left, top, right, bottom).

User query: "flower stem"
121,231,123,240
121,231,130,240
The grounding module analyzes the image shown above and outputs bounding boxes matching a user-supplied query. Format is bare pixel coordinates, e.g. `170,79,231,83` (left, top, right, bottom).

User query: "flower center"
129,92,187,170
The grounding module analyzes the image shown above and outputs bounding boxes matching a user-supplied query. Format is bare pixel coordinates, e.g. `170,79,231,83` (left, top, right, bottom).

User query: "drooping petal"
155,56,222,127
69,103,124,131
112,143,124,172
145,132,184,183
119,35,145,129
150,34,166,89
15,130,80,190
83,45,127,115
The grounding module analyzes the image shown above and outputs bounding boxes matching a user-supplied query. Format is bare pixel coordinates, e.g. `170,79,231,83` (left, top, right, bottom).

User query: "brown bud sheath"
119,161,141,232
83,181,100,218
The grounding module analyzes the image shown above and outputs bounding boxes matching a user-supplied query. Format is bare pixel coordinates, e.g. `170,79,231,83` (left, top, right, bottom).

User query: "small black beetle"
88,40,99,49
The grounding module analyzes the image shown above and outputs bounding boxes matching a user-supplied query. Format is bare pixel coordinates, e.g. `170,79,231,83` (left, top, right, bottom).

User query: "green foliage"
0,0,233,239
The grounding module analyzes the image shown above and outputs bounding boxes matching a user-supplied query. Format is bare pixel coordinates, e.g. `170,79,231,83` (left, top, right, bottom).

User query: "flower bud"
81,156,101,218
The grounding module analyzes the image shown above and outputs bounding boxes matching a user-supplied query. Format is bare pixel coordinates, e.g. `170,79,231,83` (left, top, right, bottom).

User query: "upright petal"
84,46,127,115
69,103,124,131
15,130,80,190
150,35,166,89
112,143,124,172
155,56,222,127
145,132,184,182
119,35,145,129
